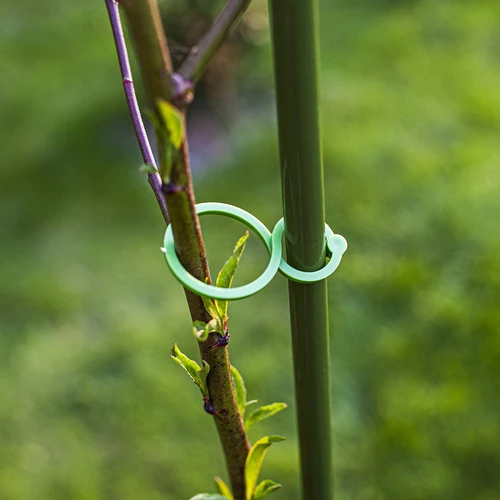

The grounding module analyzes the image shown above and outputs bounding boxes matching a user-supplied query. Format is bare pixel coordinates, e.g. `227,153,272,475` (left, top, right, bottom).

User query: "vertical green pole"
268,1,334,499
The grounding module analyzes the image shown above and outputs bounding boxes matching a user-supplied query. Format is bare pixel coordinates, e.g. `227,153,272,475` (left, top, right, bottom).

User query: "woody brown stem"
105,0,250,497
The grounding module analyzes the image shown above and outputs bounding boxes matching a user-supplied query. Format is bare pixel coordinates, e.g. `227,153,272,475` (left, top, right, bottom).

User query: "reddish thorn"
203,396,219,416
210,333,230,349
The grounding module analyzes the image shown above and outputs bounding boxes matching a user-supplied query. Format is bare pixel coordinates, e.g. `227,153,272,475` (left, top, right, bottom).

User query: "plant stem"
268,0,335,499
105,0,169,224
106,0,250,497
117,0,173,107
178,0,253,84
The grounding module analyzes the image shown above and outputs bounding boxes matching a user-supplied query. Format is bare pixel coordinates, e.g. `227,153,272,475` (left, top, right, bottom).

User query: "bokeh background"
1,0,500,498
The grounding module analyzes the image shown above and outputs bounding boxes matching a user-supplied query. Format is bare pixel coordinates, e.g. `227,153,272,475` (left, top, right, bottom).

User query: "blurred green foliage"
1,0,500,499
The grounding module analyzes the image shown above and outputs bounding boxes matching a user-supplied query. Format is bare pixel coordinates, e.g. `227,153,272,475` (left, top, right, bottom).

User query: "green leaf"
214,477,234,500
170,344,210,396
193,319,218,342
171,343,201,381
157,99,184,148
155,98,185,181
244,436,286,500
202,296,224,332
139,163,157,174
253,479,282,499
193,320,208,341
188,495,229,500
215,232,249,320
246,400,258,408
230,365,247,417
244,403,288,432
198,360,210,398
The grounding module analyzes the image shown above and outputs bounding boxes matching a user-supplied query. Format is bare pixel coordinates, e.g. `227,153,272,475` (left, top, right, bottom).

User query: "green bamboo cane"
268,1,334,499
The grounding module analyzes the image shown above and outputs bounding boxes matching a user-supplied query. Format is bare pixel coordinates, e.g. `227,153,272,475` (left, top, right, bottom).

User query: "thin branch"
105,0,169,224
116,0,173,110
178,0,253,83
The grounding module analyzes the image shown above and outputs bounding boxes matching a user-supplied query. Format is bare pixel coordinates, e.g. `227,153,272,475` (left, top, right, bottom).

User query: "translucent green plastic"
162,202,347,300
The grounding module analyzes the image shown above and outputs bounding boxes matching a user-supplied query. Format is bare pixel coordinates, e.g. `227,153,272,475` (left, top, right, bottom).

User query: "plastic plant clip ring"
273,218,348,283
162,202,348,300
163,203,280,300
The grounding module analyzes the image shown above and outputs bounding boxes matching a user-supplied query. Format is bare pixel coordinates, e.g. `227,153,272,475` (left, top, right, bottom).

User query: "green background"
1,0,499,499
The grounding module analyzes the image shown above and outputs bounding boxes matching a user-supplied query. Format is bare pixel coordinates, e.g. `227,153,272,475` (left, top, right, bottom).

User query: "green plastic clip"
162,202,347,300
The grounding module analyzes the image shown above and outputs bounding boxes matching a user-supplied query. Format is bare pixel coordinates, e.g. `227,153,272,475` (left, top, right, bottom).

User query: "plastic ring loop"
162,202,347,300
272,219,348,283
163,203,279,300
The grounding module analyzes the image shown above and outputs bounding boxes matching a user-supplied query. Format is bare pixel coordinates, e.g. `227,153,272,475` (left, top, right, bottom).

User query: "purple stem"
105,0,170,224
